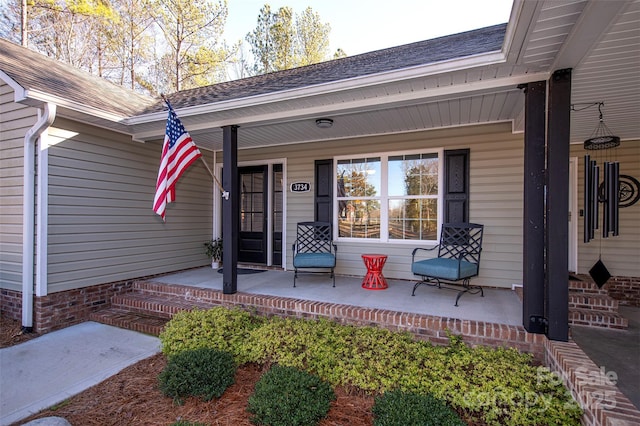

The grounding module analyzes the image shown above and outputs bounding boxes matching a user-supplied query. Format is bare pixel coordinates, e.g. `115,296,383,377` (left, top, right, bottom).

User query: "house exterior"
1,0,639,337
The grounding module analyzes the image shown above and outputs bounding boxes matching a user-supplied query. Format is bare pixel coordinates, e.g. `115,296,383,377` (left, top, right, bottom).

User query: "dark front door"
239,166,267,264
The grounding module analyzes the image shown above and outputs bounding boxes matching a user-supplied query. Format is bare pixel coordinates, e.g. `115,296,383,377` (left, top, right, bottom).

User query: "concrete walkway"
0,322,160,426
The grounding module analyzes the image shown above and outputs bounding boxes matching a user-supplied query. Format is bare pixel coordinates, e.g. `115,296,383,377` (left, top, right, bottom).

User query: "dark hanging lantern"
583,102,620,150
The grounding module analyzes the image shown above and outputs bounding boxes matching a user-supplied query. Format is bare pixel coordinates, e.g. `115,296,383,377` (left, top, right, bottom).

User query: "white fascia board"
127,50,507,127
502,0,543,64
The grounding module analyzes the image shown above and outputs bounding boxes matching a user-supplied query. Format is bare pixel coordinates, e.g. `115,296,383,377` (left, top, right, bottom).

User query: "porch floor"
151,266,523,326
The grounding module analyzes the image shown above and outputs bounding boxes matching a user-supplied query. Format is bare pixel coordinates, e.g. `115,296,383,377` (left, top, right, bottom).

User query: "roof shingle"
152,24,506,114
0,38,155,117
1,23,506,118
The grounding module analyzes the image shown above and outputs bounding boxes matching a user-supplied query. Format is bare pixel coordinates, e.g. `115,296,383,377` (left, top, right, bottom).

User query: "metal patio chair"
411,222,484,306
292,221,337,287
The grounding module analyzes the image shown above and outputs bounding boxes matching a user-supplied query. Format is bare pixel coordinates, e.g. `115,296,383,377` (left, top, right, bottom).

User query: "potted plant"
204,238,223,268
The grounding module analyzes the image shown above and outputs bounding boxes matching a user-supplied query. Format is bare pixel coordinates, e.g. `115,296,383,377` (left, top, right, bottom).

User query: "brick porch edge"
545,339,639,426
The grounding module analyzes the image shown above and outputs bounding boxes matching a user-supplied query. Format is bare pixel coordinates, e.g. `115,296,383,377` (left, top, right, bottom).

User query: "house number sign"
290,182,311,193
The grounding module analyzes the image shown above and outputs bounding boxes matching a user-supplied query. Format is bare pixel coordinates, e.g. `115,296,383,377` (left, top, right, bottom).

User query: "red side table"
361,254,388,290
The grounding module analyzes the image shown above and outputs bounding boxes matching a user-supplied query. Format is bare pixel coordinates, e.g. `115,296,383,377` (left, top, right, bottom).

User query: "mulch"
17,353,374,426
5,310,374,426
0,314,39,348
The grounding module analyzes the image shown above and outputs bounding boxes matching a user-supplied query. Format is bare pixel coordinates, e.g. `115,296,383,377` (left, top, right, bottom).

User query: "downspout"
22,102,56,332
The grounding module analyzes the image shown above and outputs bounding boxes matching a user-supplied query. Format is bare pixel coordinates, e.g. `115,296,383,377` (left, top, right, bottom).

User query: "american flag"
153,105,202,220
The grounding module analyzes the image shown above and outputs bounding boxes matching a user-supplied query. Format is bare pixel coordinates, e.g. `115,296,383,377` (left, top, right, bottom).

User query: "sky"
224,0,514,57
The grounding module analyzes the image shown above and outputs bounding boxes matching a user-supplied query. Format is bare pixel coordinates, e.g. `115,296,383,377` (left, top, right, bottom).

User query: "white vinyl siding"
237,122,524,289
0,82,38,291
45,118,213,293
573,140,640,277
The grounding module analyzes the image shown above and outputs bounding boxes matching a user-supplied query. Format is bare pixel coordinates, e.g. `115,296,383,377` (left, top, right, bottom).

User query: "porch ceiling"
127,0,639,152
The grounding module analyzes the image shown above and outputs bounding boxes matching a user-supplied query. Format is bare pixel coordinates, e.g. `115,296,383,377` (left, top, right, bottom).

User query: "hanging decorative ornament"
583,102,620,150
575,101,622,288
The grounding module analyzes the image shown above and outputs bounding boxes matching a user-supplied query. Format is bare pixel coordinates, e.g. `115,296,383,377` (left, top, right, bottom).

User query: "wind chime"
578,102,620,287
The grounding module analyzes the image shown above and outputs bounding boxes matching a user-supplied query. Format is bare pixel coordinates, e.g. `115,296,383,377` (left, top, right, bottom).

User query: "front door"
239,166,267,264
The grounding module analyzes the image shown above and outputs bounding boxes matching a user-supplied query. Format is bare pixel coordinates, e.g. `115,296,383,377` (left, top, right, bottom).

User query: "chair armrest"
412,246,439,262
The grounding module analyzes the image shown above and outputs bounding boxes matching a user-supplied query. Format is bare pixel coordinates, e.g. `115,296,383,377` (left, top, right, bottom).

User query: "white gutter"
22,102,56,331
20,89,133,123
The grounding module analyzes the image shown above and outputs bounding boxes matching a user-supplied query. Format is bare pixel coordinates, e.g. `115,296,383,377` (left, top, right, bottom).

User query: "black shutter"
315,159,333,223
443,149,470,223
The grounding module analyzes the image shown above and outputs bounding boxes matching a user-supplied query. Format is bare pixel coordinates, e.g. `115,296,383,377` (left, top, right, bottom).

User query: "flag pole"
160,94,229,200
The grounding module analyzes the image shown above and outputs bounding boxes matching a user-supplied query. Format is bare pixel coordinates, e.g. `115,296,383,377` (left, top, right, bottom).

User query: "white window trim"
333,148,444,244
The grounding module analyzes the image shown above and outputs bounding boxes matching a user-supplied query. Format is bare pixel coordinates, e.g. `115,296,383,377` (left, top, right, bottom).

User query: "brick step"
131,280,220,300
89,308,169,336
569,308,628,330
112,292,216,318
568,279,608,295
569,293,619,311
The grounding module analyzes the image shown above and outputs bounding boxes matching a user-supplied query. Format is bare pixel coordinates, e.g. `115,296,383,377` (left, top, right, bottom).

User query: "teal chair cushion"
411,257,478,281
293,253,336,268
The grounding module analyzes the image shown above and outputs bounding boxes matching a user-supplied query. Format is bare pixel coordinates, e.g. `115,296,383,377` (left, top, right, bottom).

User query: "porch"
152,266,522,326
90,266,542,359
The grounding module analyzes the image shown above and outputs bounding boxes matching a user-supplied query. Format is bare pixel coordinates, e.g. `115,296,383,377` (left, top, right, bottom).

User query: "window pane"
389,153,438,196
388,198,438,240
338,200,380,238
252,213,263,232
274,212,282,232
337,157,381,197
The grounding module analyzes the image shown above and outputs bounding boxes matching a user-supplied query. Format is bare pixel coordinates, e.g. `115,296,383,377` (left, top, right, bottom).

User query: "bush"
247,365,335,426
158,348,235,404
160,307,265,363
372,390,465,426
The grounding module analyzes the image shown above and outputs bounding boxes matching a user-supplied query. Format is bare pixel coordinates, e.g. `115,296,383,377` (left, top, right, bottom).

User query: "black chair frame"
411,223,484,306
292,221,337,287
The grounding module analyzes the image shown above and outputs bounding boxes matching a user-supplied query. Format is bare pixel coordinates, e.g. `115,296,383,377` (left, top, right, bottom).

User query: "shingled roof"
1,23,506,118
0,38,155,117
153,23,506,114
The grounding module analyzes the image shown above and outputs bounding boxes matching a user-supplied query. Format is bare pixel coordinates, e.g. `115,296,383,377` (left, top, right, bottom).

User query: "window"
335,150,442,242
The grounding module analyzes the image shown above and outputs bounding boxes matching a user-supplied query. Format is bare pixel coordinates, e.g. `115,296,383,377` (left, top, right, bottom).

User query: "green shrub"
372,389,466,426
160,308,583,425
245,316,417,391
247,365,335,426
160,307,265,363
158,348,235,404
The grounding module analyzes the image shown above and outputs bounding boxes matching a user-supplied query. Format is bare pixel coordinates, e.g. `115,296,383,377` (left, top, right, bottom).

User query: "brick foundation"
0,268,202,334
1,281,134,334
0,289,23,321
572,274,640,307
33,281,135,334
604,276,640,307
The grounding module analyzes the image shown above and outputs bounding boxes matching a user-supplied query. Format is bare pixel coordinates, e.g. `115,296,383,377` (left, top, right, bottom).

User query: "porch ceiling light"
315,118,334,129
582,102,620,150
